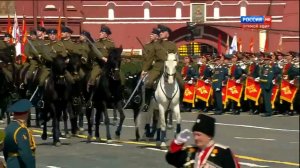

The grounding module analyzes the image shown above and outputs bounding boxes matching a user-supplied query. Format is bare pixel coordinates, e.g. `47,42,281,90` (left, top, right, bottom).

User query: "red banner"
280,80,298,110
183,83,196,105
222,86,227,107
271,85,279,109
195,80,212,106
226,79,244,106
244,78,262,105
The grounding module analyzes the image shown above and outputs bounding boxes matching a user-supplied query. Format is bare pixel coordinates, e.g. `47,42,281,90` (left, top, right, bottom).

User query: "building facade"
0,0,299,55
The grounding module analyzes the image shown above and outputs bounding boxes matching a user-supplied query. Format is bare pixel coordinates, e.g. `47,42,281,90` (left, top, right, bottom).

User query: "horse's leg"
172,103,181,138
85,105,93,142
51,103,61,146
150,109,158,138
133,107,141,141
102,102,112,143
167,109,173,129
62,105,70,138
158,104,167,149
112,102,118,126
94,105,101,142
78,106,85,132
115,101,125,140
144,100,154,140
69,103,78,136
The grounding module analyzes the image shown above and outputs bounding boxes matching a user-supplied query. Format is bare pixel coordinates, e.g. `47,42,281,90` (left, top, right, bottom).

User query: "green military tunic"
3,120,36,168
0,41,17,82
143,39,184,89
259,65,274,116
88,38,115,85
38,40,70,86
21,39,46,82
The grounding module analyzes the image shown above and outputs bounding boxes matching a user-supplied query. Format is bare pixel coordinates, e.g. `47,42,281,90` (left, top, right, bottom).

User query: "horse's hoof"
79,127,84,132
95,137,102,142
115,135,120,141
54,142,61,147
87,135,92,143
167,124,173,130
41,133,47,140
160,142,167,150
65,133,71,139
156,141,161,147
107,139,113,144
112,119,118,126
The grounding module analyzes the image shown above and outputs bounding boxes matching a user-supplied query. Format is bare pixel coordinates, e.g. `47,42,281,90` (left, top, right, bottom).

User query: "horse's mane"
105,47,123,71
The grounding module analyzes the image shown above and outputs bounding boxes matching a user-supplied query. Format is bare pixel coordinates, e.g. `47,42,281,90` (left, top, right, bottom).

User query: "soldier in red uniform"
166,114,240,168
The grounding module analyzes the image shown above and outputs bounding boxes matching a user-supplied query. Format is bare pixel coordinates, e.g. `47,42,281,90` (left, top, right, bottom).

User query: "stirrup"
142,104,149,112
37,100,44,109
19,83,25,89
87,101,93,109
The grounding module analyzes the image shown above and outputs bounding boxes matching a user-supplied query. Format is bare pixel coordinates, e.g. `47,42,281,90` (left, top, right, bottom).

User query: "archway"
170,25,233,55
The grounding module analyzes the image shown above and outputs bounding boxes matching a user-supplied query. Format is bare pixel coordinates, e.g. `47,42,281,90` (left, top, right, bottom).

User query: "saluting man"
258,55,275,117
211,56,228,115
166,114,240,168
3,99,36,168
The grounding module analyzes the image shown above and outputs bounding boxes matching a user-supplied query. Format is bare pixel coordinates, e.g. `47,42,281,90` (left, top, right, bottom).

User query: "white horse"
140,53,181,149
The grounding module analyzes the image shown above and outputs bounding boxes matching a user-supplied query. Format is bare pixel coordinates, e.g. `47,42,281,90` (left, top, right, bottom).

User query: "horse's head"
164,53,178,84
52,55,67,76
107,48,123,81
67,53,82,76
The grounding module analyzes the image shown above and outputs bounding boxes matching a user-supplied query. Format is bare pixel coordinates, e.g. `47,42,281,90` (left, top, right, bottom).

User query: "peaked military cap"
7,99,32,113
46,29,57,35
61,26,73,34
81,30,94,42
100,25,112,35
151,28,161,36
4,33,12,38
224,54,233,59
37,26,46,32
192,114,216,137
157,24,172,34
30,30,37,36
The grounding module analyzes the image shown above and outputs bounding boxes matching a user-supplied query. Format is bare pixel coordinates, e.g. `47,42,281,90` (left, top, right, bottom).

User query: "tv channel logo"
240,16,271,24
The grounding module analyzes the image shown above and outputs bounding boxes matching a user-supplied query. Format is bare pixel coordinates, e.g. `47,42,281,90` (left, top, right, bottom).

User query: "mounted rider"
20,26,47,90
36,29,74,100
87,25,115,92
141,24,184,112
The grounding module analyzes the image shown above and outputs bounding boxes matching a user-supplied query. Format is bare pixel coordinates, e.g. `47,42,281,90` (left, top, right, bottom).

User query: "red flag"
277,34,282,52
195,80,212,106
217,34,222,56
7,15,12,35
280,80,298,110
40,17,45,27
57,16,62,40
237,37,242,52
249,37,254,53
21,16,28,63
271,85,279,109
225,35,229,54
264,31,268,52
226,79,244,107
183,83,196,106
244,77,262,105
12,12,22,63
7,15,13,44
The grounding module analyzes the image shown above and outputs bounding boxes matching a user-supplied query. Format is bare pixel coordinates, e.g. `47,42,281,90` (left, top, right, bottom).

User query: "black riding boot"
142,88,153,112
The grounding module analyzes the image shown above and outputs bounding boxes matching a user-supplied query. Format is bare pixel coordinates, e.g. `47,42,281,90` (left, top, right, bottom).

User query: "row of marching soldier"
180,51,299,117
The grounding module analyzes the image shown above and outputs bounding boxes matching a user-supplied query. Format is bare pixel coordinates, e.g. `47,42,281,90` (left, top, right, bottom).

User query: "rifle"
86,37,103,59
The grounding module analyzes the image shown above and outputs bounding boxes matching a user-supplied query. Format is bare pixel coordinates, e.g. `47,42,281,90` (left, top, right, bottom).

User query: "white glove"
188,80,193,84
174,129,191,145
272,79,275,85
290,80,295,85
255,77,260,82
216,88,221,91
204,79,209,84
236,79,240,84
